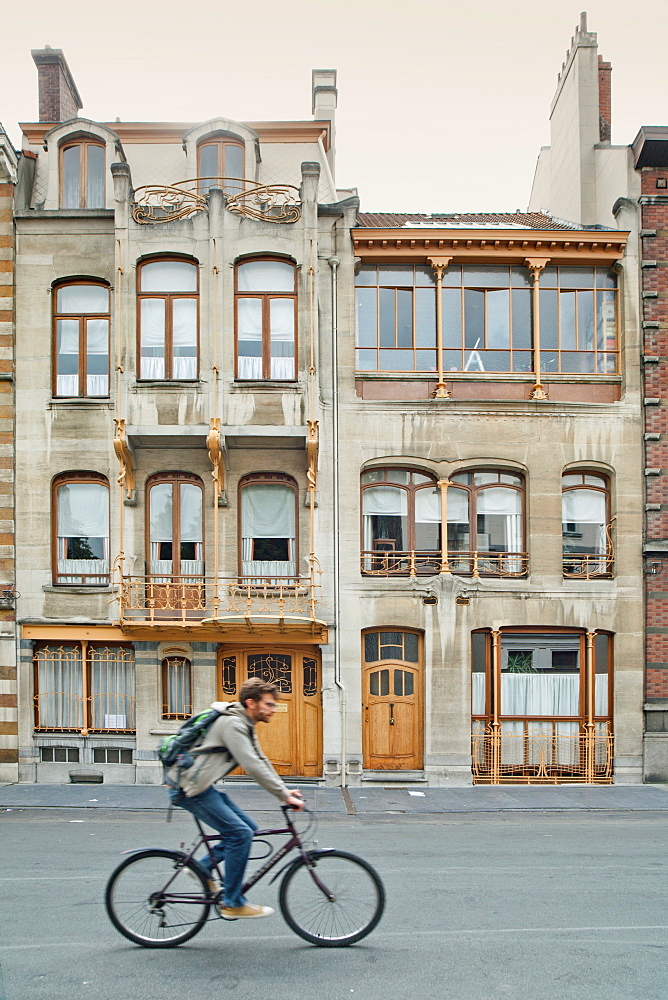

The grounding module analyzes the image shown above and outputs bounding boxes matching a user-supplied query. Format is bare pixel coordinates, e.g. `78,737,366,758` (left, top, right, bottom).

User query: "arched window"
235,258,297,380
52,473,109,585
448,470,525,576
53,281,110,397
197,135,244,196
562,471,612,578
161,655,192,720
138,258,199,381
147,474,204,579
361,468,439,574
239,473,297,581
60,140,105,209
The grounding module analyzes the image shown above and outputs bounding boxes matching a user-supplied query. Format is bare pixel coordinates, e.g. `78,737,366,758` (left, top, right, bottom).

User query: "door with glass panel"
218,648,321,776
362,630,422,770
146,474,204,615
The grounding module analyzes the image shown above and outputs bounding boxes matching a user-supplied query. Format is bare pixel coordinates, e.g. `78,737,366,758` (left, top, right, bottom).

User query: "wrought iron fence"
471,721,613,784
361,549,529,578
132,178,301,225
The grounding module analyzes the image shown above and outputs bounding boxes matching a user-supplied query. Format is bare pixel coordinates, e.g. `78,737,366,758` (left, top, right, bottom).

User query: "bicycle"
105,804,385,948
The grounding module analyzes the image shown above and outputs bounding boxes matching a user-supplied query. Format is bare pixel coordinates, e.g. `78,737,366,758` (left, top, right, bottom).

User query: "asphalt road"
1,808,667,1000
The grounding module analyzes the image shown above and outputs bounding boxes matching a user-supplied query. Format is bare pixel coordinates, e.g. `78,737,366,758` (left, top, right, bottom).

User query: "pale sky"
1,0,666,213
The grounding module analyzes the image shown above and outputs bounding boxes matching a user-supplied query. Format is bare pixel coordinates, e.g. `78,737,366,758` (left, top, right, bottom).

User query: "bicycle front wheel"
279,850,385,947
105,849,211,948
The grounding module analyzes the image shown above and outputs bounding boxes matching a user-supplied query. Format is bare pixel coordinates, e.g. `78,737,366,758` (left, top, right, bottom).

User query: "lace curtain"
57,482,109,584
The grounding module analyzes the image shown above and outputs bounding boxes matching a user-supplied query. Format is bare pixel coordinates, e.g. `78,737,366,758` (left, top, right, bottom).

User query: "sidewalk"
1,781,668,813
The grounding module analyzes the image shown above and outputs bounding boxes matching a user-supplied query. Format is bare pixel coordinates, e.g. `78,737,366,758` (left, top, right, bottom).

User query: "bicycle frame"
144,807,335,904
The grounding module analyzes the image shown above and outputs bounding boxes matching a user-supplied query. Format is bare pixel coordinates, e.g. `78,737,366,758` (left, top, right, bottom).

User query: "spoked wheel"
278,850,385,947
105,849,212,948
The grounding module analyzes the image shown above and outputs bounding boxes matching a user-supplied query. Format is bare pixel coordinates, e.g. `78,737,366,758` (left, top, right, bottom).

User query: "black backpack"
158,708,222,769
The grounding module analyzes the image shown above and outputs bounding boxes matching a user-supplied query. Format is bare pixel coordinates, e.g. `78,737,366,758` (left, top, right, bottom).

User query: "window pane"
379,349,413,370
404,671,414,696
464,266,510,287
541,266,558,288
378,267,413,286
500,635,581,717
396,289,413,348
394,669,404,696
478,350,511,372
441,264,462,287
560,267,594,289
365,632,379,662
225,144,244,179
416,350,437,371
85,319,109,396
199,143,218,178
380,669,389,696
403,633,418,662
511,289,531,349
511,266,532,288
57,284,109,313
370,670,379,696
596,268,616,290
385,470,410,484
62,145,80,208
172,299,198,379
379,288,395,347
443,349,462,372
141,260,198,292
414,288,435,347
380,632,403,658
442,288,462,348
597,290,617,351
487,289,510,348
356,288,377,347
86,144,105,208
237,260,294,292
356,349,377,370
464,289,484,349
512,352,533,373
539,289,558,350
561,352,594,374
270,299,295,364
56,320,80,391
578,291,594,351
140,299,166,379
356,266,377,286
415,266,435,286
560,291,576,350
562,488,606,553
58,482,109,538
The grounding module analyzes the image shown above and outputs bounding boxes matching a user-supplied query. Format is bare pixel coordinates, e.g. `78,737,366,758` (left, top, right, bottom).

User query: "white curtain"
141,260,197,293
472,673,485,715
563,489,607,570
149,482,203,577
56,319,79,396
362,486,407,552
164,658,191,717
57,375,79,396
172,298,197,379
500,720,580,766
237,298,263,378
36,647,83,729
269,299,295,379
89,648,135,730
57,482,109,584
501,674,580,716
415,488,440,523
86,318,109,396
242,484,296,579
237,260,294,292
477,487,522,572
140,299,165,379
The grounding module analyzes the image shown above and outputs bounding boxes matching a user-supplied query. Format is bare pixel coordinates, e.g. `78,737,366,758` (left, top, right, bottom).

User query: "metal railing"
471,721,613,784
361,549,529,578
118,574,319,626
562,552,614,579
132,178,301,225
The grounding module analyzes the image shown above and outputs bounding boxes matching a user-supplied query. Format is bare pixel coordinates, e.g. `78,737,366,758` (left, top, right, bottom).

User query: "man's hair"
239,677,280,707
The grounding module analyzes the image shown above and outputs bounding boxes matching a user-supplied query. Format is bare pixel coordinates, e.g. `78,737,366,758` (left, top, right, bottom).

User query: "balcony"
117,574,327,641
562,552,614,579
361,549,529,578
471,721,613,784
131,177,301,226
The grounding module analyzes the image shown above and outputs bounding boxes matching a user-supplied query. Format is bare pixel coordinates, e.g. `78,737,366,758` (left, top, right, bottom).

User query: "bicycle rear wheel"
278,850,385,947
105,849,211,947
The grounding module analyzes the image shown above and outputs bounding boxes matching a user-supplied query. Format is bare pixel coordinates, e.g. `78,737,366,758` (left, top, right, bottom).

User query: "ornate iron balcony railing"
132,178,301,225
562,552,614,579
360,549,529,578
471,720,613,784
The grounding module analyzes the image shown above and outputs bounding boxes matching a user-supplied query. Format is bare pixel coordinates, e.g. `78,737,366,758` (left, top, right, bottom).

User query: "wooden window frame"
448,468,525,573
360,467,438,557
137,256,200,382
161,655,193,721
539,267,619,376
145,472,205,578
237,472,299,577
234,256,298,381
33,642,135,734
197,136,245,194
59,139,106,209
52,471,110,586
562,470,612,579
52,280,110,398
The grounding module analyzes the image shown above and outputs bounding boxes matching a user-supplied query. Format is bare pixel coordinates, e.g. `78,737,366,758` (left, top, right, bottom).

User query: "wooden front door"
363,661,422,770
218,648,322,777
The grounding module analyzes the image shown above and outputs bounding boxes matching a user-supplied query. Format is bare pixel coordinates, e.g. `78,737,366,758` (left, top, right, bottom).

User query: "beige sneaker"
220,903,275,920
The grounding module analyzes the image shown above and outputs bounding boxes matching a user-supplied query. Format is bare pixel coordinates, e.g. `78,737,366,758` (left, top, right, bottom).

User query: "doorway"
362,630,423,770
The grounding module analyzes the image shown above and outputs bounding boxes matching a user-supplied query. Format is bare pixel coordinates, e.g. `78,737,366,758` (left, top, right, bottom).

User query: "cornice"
20,120,332,148
351,227,628,264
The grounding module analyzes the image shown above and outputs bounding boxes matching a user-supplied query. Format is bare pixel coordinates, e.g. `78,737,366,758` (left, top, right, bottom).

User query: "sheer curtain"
270,299,295,379
362,486,407,551
163,657,191,717
140,299,166,379
242,483,296,580
477,487,522,572
57,482,109,584
562,488,607,571
172,299,197,379
36,646,83,729
89,647,135,730
149,482,173,579
179,483,203,576
86,318,109,396
56,319,79,396
447,487,471,571
237,298,263,379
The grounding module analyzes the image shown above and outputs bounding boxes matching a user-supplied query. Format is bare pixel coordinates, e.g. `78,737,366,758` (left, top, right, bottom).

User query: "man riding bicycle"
166,677,304,920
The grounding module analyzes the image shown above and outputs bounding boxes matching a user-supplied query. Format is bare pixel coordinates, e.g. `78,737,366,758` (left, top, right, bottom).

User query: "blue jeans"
169,786,258,908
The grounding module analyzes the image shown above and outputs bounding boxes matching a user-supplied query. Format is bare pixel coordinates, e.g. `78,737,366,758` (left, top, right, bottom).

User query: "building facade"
530,14,668,781
9,42,646,786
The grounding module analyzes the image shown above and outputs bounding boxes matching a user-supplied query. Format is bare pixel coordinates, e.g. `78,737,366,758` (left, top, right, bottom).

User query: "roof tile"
355,212,587,231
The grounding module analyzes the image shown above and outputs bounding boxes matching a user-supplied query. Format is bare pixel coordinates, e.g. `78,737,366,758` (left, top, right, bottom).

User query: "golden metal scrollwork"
207,417,224,498
132,179,301,225
113,419,135,499
306,419,319,491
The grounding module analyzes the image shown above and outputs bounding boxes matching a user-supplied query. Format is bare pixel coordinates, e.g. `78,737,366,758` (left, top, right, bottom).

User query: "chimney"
32,47,83,123
598,55,612,143
312,69,337,183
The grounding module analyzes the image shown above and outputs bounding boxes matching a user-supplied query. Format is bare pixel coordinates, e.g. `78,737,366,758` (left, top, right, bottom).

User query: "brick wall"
598,56,612,143
641,167,668,700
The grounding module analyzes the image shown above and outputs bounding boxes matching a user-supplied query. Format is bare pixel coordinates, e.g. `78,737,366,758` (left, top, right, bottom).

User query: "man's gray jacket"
166,701,290,801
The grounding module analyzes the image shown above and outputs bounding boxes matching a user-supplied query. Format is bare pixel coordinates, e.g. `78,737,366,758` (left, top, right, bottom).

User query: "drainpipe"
329,255,346,787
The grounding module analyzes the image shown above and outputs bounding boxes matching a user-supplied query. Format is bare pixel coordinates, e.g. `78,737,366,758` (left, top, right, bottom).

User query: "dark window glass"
365,632,379,662
403,633,419,662
379,669,389,697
